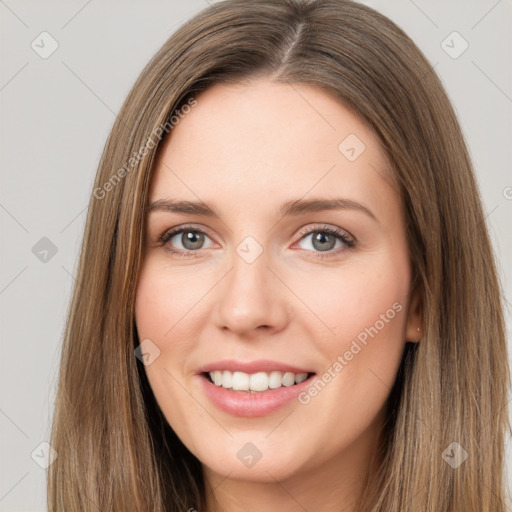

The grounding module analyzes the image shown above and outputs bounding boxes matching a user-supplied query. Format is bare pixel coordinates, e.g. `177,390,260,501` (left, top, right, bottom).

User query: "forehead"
149,79,398,219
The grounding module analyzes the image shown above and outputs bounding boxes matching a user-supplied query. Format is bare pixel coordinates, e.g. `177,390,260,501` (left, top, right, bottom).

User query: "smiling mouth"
203,370,316,393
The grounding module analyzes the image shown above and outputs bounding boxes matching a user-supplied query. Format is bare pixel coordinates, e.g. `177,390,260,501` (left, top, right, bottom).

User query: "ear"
405,281,422,343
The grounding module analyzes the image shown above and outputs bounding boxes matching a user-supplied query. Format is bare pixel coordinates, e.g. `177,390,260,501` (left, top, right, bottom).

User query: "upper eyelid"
161,224,215,241
296,224,354,241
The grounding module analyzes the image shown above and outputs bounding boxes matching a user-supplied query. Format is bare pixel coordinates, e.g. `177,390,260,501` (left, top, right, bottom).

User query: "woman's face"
135,78,421,487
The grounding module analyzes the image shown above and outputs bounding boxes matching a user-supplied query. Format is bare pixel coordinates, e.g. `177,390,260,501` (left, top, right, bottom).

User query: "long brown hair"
47,0,510,510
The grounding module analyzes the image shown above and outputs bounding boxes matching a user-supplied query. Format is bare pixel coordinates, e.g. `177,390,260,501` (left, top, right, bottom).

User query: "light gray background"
1,1,511,510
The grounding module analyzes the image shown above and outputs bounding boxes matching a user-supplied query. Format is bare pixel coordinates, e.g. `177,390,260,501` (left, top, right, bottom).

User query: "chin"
195,435,312,483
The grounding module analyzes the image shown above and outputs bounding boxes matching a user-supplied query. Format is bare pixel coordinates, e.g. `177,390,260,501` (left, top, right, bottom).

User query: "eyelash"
157,224,356,260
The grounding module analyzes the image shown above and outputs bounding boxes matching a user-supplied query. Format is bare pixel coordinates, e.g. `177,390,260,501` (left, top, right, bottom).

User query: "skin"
134,78,421,512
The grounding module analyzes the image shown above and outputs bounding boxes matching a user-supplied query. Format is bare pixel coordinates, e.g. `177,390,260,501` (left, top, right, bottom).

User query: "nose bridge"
213,237,287,334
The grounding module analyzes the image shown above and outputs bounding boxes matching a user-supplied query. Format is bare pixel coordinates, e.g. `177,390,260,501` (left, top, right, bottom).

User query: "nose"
212,249,289,337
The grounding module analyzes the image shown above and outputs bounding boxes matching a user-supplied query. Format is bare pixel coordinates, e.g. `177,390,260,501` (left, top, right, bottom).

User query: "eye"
157,223,356,260
293,224,355,260
158,225,214,257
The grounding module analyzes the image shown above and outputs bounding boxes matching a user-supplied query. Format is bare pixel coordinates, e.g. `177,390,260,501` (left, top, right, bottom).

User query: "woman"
47,0,510,510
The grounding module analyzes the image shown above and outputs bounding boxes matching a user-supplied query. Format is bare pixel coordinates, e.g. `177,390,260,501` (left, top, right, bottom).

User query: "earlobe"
405,283,422,343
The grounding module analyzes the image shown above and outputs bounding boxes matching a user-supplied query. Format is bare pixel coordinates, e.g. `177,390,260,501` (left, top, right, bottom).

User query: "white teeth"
232,371,249,391
208,370,310,391
249,372,269,392
282,372,295,387
268,371,283,389
211,370,222,386
221,370,233,389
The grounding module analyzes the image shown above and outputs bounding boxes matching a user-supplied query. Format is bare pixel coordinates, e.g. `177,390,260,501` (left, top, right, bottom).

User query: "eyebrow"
147,197,378,223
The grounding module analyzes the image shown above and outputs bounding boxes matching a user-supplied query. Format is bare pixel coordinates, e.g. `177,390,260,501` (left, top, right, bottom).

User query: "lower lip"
198,373,316,417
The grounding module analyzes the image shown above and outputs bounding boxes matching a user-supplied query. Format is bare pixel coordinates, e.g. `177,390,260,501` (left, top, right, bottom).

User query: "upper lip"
196,359,315,375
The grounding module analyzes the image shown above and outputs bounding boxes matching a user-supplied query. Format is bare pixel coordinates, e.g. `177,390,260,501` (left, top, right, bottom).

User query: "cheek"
289,254,410,417
134,275,167,341
274,258,409,472
287,255,409,350
134,257,203,341
293,255,410,428
134,260,194,400
134,261,205,446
